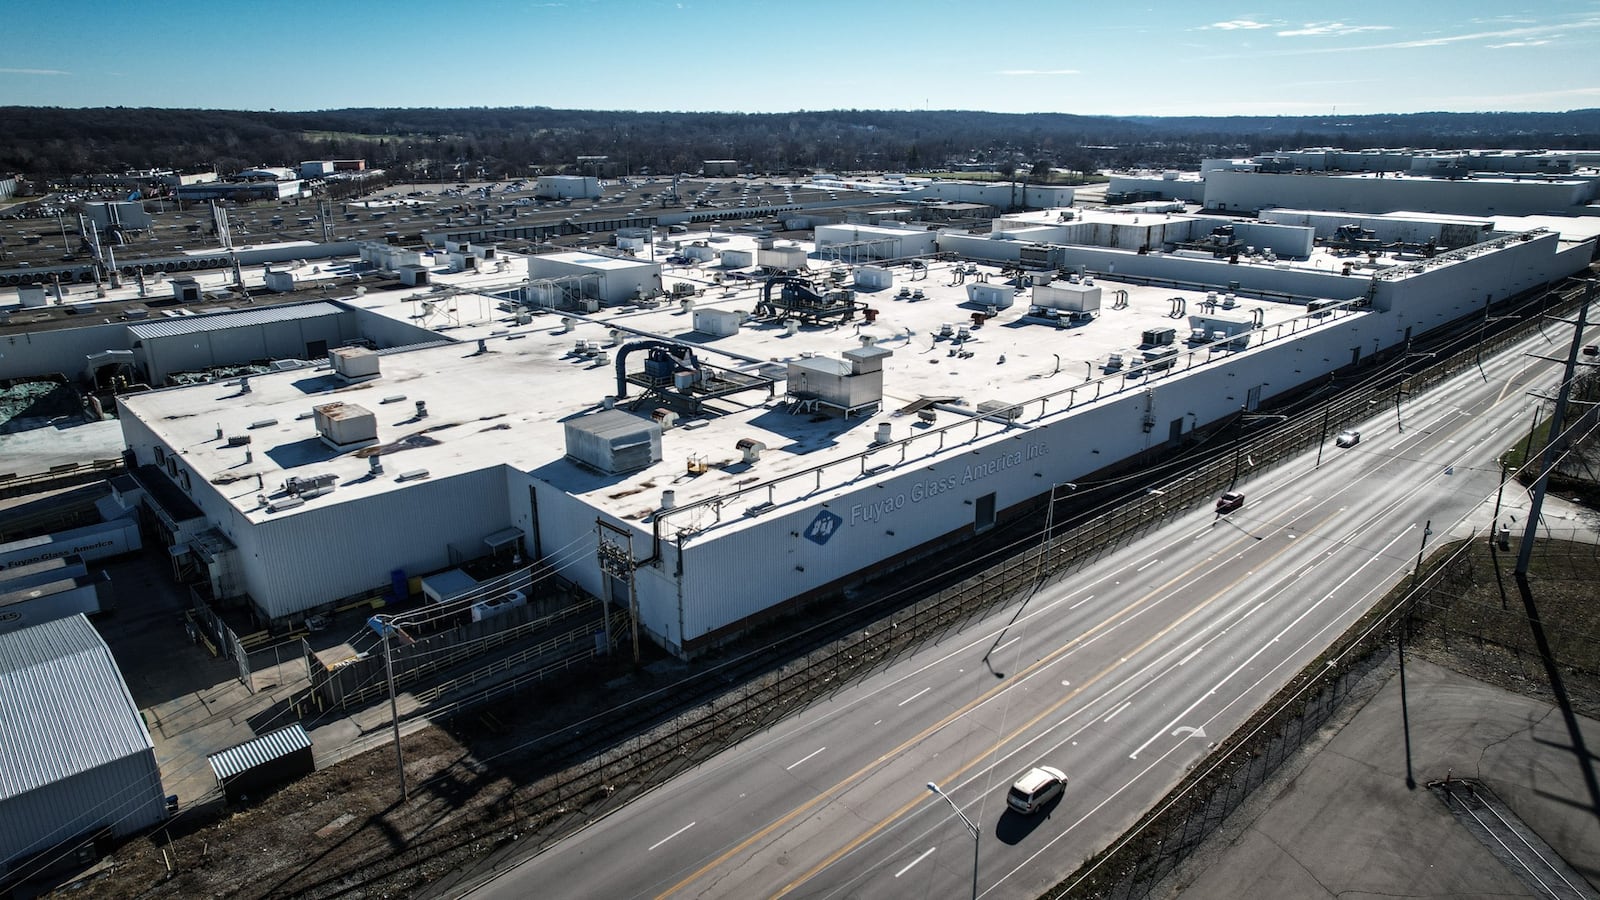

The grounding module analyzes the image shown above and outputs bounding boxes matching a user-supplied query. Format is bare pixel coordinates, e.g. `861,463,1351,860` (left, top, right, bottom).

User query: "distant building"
703,160,740,177
176,166,304,202
299,160,367,178
535,175,602,200
0,615,166,881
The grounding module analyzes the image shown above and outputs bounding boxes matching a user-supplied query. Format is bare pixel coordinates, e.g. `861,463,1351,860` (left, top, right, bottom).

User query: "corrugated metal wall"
236,466,512,619
0,755,166,872
141,314,357,384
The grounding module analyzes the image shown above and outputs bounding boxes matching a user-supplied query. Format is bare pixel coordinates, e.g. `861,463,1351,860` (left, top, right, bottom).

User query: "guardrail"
0,458,124,499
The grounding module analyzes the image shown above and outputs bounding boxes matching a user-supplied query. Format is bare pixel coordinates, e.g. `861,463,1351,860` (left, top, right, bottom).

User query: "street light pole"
926,782,979,900
376,615,408,801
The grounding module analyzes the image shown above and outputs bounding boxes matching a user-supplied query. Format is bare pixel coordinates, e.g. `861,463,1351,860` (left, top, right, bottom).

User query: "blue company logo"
803,509,843,546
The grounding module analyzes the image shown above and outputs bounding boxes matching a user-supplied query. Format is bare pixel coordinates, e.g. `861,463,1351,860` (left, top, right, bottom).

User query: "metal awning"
207,723,312,782
483,527,524,550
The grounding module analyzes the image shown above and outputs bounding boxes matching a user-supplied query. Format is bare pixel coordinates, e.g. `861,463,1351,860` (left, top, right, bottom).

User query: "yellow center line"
655,503,1334,900
769,506,1337,898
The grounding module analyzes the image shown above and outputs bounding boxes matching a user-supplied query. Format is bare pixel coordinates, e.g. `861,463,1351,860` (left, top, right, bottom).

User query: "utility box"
855,266,892,290
1031,280,1101,313
692,308,742,337
1140,327,1176,347
967,283,1013,309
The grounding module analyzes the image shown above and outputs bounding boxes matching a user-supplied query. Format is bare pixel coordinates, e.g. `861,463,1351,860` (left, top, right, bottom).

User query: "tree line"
2,105,1597,181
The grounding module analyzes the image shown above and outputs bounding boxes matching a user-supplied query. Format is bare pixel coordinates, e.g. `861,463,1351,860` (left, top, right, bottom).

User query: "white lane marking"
1178,645,1203,666
1136,557,1160,572
998,526,1446,895
1102,701,1131,723
1128,528,1414,761
995,637,1021,653
786,747,826,771
899,687,931,707
895,847,937,878
1069,594,1093,610
649,821,696,851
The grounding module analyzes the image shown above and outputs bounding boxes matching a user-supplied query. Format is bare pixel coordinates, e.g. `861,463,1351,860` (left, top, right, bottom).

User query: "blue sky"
4,0,1597,116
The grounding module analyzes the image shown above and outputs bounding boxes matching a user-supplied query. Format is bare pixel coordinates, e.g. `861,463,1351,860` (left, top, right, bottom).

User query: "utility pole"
373,615,408,801
1315,404,1331,468
1412,519,1432,580
1509,279,1600,825
1516,281,1592,576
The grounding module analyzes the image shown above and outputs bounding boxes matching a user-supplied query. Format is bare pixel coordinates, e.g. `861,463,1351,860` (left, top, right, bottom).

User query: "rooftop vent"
736,438,766,463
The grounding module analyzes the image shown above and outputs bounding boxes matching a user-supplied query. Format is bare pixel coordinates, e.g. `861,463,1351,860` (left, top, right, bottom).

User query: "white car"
1336,429,1361,448
1007,765,1068,814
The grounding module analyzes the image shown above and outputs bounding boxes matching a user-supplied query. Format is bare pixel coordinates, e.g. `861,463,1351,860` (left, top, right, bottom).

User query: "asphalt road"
464,316,1591,900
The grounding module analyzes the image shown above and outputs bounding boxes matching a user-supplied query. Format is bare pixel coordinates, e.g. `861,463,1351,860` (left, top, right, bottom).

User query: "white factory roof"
122,247,1351,527
0,615,153,803
535,250,658,272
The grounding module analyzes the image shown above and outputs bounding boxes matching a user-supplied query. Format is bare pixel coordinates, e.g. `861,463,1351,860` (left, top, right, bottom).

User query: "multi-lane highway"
467,313,1588,900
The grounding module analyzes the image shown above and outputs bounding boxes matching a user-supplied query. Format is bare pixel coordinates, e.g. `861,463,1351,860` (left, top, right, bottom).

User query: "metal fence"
0,458,124,500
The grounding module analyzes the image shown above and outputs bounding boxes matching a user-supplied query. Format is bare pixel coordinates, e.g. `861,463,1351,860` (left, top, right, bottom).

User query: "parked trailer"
0,572,112,635
0,554,88,593
0,519,142,570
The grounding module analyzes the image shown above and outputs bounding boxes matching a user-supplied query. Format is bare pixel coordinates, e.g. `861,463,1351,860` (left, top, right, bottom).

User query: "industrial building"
0,615,167,880
1101,145,1600,217
108,193,1594,653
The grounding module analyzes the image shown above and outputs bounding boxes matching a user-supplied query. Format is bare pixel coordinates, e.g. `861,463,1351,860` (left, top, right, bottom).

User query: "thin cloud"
1488,39,1552,48
1382,18,1600,49
1277,22,1393,38
998,69,1080,76
1201,16,1600,58
0,67,70,76
1204,19,1275,30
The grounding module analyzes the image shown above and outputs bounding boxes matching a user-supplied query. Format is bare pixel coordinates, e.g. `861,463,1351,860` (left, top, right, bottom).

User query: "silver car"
1007,766,1067,814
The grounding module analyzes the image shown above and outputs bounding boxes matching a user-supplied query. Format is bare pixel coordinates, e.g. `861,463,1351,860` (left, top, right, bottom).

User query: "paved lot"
0,417,123,476
1160,657,1599,899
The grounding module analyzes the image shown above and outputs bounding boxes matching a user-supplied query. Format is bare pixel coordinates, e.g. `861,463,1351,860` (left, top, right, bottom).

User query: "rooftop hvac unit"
313,401,377,450
329,346,380,380
283,472,338,499
563,409,664,474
